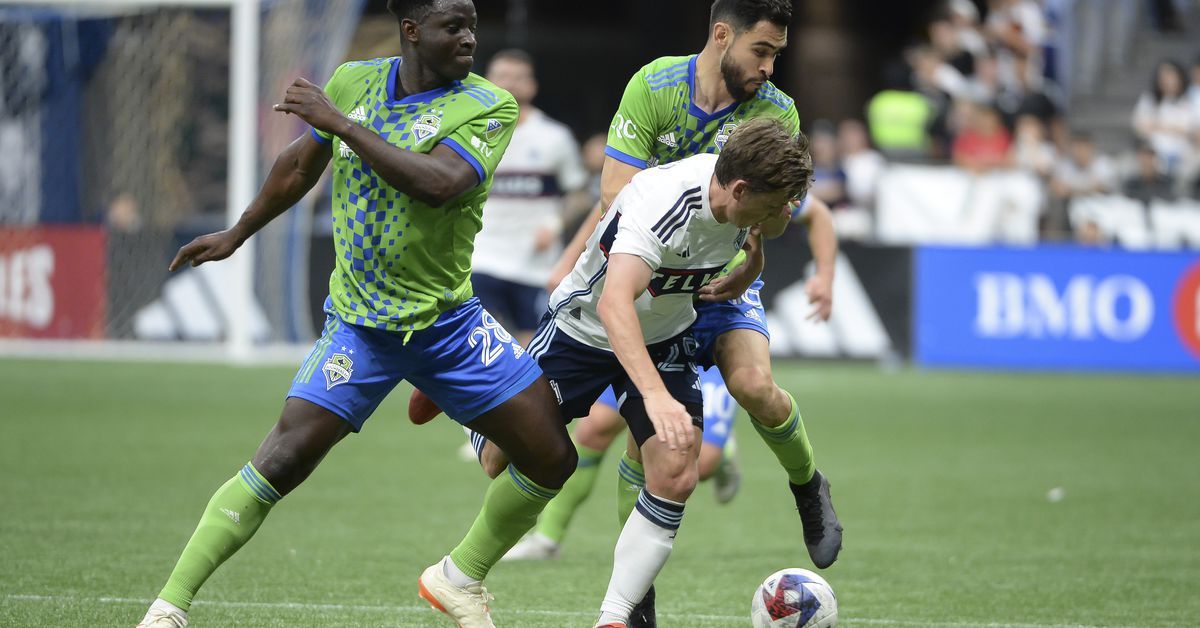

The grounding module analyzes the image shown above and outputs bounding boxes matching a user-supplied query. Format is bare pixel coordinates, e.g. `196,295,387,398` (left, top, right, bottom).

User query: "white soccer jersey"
541,153,749,350
472,108,587,286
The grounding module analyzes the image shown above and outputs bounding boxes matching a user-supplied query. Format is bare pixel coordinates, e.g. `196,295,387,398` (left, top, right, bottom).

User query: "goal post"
0,0,364,362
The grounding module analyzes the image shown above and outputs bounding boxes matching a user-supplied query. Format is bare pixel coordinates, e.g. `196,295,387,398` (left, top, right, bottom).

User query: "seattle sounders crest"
413,112,443,143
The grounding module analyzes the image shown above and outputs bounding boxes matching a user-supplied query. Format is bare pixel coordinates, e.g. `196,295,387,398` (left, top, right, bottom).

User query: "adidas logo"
348,106,368,123
657,132,677,148
220,508,241,525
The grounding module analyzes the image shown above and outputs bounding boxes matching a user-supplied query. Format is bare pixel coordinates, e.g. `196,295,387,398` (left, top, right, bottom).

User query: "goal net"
0,0,363,359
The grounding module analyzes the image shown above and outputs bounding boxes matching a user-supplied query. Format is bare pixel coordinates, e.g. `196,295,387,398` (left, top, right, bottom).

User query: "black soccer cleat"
789,470,843,569
627,585,656,628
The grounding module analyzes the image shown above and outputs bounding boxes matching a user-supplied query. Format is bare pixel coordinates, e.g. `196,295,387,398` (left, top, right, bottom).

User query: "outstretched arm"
275,78,479,208
170,134,330,271
799,196,836,321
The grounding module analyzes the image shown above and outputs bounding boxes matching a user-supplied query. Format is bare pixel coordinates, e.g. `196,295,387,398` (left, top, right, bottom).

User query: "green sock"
751,391,815,485
615,452,645,526
159,463,281,610
536,443,605,544
449,465,559,581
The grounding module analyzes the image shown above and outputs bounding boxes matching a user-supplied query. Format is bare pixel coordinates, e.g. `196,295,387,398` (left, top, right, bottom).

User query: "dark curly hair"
709,0,793,31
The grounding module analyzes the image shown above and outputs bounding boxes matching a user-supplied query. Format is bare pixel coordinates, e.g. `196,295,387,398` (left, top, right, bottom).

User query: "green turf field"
1,359,1197,627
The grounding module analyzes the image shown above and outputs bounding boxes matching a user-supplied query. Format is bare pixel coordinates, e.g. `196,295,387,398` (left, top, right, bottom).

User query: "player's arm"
274,78,477,208
798,196,836,321
597,253,695,451
170,134,331,271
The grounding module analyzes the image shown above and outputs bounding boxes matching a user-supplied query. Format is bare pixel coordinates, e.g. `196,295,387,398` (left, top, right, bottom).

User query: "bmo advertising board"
915,245,1200,372
0,226,107,339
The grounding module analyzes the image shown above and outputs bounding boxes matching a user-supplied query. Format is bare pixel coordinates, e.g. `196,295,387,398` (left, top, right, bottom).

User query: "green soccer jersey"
605,55,800,169
312,57,517,332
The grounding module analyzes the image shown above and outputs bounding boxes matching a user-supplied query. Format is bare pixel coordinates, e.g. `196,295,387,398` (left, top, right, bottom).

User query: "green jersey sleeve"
310,62,357,144
604,70,659,169
440,94,518,185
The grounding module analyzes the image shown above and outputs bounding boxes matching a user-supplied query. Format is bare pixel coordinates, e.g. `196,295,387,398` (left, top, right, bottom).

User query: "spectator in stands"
838,118,886,211
809,120,848,208
1051,132,1117,198
985,0,1047,96
952,101,1013,173
1123,140,1176,203
929,15,974,77
947,0,989,60
867,58,936,159
1047,131,1116,238
907,45,960,157
1132,59,1195,175
1010,113,1057,178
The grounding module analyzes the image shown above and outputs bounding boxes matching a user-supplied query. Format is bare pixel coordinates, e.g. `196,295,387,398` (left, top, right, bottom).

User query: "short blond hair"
714,118,812,201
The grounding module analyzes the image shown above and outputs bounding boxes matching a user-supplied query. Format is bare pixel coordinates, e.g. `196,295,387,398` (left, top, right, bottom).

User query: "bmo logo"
974,273,1154,342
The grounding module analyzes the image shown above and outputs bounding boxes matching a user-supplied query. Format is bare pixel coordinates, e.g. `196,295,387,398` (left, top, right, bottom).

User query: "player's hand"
644,390,695,451
699,227,762,302
273,78,347,135
169,228,244,272
805,272,833,321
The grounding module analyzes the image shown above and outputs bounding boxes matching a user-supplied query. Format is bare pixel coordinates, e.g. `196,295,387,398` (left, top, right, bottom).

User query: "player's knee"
726,366,777,414
523,434,577,490
646,459,698,502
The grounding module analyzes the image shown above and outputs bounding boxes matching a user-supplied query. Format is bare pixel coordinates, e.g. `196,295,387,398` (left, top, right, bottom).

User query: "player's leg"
695,366,741,504
594,336,704,628
140,316,397,627
713,327,842,568
408,300,578,626
505,392,626,560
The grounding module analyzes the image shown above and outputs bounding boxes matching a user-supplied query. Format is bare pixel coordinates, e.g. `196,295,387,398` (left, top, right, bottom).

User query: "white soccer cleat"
418,557,496,628
500,532,561,561
136,599,188,627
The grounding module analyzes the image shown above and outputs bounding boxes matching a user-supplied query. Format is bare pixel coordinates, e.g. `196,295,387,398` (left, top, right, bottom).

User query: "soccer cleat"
408,388,444,425
500,532,561,561
712,434,742,505
136,599,188,627
418,558,496,628
595,624,627,628
790,470,844,569
627,585,656,628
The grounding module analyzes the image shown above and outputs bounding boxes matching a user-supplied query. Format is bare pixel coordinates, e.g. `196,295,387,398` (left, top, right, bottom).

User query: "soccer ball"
750,568,837,627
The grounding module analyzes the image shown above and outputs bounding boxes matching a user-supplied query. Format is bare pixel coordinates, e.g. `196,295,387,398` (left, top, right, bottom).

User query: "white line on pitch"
2,593,1101,627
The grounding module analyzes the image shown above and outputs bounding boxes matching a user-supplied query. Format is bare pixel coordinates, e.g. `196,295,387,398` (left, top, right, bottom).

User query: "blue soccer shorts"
529,319,703,447
596,365,737,449
471,272,546,332
691,278,769,369
287,297,541,431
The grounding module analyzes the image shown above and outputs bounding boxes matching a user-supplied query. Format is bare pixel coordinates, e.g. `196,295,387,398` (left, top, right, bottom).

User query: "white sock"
443,555,481,588
595,491,685,626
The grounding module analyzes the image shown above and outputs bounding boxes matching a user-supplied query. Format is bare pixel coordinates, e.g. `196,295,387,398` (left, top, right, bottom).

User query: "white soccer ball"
750,568,837,628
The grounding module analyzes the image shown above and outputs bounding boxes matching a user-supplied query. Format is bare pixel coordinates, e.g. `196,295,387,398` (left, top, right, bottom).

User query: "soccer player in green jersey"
136,2,573,627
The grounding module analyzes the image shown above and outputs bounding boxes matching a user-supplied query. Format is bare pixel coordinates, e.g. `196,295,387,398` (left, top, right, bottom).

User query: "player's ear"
729,179,749,202
401,17,421,44
712,21,733,49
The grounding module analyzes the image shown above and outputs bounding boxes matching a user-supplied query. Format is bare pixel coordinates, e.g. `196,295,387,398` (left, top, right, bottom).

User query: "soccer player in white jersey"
523,118,811,628
471,49,587,344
